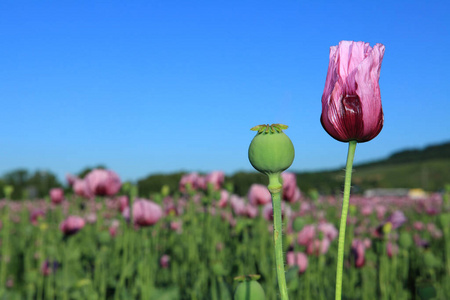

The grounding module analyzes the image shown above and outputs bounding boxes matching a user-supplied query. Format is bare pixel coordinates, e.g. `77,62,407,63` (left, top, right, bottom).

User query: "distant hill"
294,141,450,194
136,141,450,197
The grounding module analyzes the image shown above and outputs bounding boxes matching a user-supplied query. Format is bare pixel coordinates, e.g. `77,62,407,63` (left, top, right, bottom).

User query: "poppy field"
0,169,449,300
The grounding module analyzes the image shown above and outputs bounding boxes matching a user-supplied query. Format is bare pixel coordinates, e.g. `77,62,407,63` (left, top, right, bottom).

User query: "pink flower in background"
298,225,316,246
195,176,207,190
307,238,331,256
376,210,407,237
179,173,202,192
66,174,77,186
414,234,430,249
426,223,443,239
375,205,387,220
60,216,85,235
73,179,93,199
218,190,229,208
30,209,45,226
286,251,308,274
117,196,129,212
164,199,180,217
6,278,14,288
360,205,373,216
248,184,271,206
321,41,385,143
299,202,313,216
170,220,183,233
220,211,236,227
317,222,338,241
387,242,399,257
351,239,366,268
245,204,258,219
281,172,301,203
230,195,247,215
205,171,225,190
160,255,170,268
385,210,407,230
132,199,163,226
262,202,291,221
41,260,59,276
50,188,64,204
84,169,121,196
109,220,120,237
85,213,97,224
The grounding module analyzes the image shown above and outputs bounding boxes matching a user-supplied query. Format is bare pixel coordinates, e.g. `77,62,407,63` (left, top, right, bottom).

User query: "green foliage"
225,172,267,196
137,172,185,198
296,141,450,194
1,191,450,299
1,169,62,200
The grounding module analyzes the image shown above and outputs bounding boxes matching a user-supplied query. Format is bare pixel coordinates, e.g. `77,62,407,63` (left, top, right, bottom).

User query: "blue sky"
1,1,450,182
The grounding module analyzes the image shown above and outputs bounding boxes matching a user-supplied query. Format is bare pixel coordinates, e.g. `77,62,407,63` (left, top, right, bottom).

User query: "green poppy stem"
335,140,357,300
268,173,289,300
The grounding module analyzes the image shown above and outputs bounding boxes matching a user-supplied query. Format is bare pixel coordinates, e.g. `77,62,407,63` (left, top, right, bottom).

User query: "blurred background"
1,0,450,198
1,2,450,299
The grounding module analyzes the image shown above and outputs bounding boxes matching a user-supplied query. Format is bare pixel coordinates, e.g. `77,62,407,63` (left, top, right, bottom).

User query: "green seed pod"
234,279,266,300
248,124,295,176
292,216,305,232
398,232,413,249
423,251,439,268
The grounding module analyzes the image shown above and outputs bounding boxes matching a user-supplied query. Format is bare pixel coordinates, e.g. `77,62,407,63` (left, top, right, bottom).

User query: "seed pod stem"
248,124,293,300
270,183,289,300
267,173,282,194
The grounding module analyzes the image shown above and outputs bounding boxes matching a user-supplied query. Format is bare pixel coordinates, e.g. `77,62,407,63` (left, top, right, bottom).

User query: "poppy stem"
335,140,357,300
268,173,289,300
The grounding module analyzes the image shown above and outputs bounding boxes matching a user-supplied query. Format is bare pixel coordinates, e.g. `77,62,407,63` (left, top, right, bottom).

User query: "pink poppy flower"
230,195,247,215
60,216,85,235
131,199,163,226
321,41,385,142
30,209,45,226
248,184,271,206
306,238,331,256
262,202,291,221
117,196,129,213
387,242,399,257
84,169,121,196
73,179,93,199
218,190,229,208
286,251,308,274
160,255,170,268
109,220,120,237
245,204,259,219
317,222,338,241
49,188,64,204
351,238,366,268
179,173,203,192
298,225,316,246
281,172,301,203
205,171,225,190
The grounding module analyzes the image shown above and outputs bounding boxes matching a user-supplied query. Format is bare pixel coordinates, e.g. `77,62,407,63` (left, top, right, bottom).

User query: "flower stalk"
268,174,289,300
335,140,357,300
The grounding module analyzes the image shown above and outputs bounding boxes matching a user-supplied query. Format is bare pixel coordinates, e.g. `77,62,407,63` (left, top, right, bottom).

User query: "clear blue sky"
1,1,450,182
